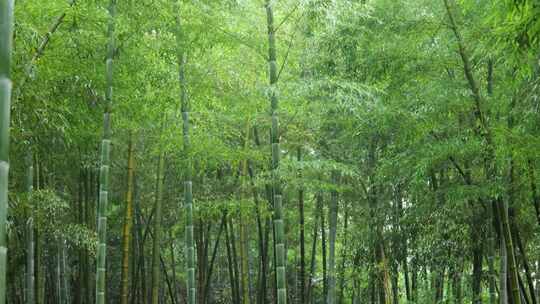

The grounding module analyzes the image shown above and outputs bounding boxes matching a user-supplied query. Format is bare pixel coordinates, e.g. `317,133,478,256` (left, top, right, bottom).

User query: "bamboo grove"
2,1,540,304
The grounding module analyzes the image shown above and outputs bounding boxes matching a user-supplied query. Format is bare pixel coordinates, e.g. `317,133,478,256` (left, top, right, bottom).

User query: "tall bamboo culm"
0,2,14,304
174,3,196,303
26,154,35,304
265,1,287,303
182,54,195,304
96,1,116,303
151,150,165,304
120,134,135,304
327,171,339,304
239,120,251,304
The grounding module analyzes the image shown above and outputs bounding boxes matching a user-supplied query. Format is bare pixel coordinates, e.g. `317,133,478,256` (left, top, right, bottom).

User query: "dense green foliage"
3,1,540,304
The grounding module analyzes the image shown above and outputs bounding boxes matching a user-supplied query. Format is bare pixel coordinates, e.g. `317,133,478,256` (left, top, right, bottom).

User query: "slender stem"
239,120,251,304
151,151,165,304
297,148,305,304
26,153,35,304
0,1,15,304
327,171,339,304
174,3,196,303
265,1,287,303
121,134,136,304
203,214,226,304
95,1,116,303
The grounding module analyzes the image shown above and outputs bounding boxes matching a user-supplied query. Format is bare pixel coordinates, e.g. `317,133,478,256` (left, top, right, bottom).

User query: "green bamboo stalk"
327,171,339,304
0,1,14,304
239,120,251,304
26,224,35,304
297,148,305,304
56,239,63,304
174,3,196,303
500,234,507,304
320,191,328,301
121,134,135,304
34,161,42,304
151,150,165,304
264,1,287,303
54,238,69,304
61,239,69,304
95,1,116,304
487,222,497,304
26,153,35,304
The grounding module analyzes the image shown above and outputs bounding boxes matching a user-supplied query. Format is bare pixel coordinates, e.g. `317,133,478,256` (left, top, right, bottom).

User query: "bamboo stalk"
57,238,68,304
95,1,116,303
264,1,287,303
26,153,35,304
239,120,251,304
0,1,14,304
327,171,339,304
174,3,196,302
121,134,136,304
151,150,165,304
61,239,69,304
297,148,305,304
